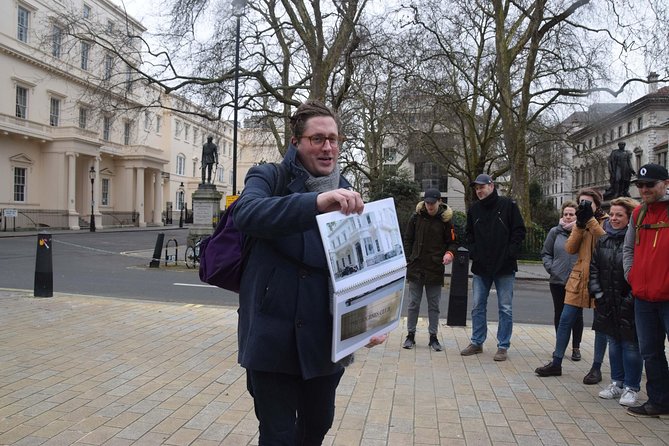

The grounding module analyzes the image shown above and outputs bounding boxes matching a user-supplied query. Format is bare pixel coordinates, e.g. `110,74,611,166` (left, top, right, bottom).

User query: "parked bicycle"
185,237,204,269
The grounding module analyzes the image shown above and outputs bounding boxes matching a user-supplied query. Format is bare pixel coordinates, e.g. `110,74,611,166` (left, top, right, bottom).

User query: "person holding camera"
535,188,608,380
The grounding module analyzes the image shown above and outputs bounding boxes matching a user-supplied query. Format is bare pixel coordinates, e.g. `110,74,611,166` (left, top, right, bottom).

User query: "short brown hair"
561,200,578,213
610,197,640,217
576,188,603,208
289,100,339,139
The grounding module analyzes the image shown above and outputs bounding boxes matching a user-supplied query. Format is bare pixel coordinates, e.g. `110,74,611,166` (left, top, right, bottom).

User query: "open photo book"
316,197,407,362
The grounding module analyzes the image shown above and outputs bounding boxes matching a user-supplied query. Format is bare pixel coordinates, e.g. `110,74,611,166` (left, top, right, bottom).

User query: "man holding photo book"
233,100,387,445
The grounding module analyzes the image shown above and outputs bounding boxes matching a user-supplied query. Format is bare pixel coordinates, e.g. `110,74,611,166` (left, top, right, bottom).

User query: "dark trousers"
549,283,583,349
246,368,345,445
634,299,669,408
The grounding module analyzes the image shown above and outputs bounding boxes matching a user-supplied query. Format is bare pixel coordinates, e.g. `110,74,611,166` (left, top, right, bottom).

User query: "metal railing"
1,209,69,231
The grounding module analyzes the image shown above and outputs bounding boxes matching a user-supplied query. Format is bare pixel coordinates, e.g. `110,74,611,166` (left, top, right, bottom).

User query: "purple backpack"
198,163,286,292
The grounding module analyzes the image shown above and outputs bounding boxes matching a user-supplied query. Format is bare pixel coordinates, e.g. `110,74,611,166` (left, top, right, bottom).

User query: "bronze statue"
604,142,635,199
201,136,218,184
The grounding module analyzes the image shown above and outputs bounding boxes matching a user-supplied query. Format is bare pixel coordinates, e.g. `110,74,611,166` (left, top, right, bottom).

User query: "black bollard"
447,247,470,326
149,233,165,268
34,232,53,297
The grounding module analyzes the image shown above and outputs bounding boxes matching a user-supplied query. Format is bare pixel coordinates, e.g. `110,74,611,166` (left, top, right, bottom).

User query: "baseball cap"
633,164,669,183
423,188,441,204
470,174,493,187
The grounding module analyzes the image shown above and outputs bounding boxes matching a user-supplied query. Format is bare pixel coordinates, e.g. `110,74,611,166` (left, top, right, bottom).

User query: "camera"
579,199,592,210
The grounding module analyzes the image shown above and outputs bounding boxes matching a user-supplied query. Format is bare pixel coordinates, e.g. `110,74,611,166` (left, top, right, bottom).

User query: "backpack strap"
635,201,669,246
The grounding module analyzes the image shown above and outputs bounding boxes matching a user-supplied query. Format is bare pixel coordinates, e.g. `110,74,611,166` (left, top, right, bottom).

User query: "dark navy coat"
233,145,351,380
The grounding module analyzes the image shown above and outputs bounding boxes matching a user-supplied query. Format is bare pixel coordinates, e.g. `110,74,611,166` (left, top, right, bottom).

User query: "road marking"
173,282,218,288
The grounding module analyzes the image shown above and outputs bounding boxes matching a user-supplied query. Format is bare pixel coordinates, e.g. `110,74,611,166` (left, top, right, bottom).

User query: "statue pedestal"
188,183,223,246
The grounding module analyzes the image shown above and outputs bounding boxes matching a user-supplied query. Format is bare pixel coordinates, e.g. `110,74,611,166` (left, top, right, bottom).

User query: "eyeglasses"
300,134,345,148
636,181,659,189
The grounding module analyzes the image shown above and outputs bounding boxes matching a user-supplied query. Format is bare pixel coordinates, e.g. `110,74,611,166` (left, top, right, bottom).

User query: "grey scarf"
297,160,341,192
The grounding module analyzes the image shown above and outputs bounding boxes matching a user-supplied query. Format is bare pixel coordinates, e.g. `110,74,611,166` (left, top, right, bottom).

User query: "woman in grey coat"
541,200,582,361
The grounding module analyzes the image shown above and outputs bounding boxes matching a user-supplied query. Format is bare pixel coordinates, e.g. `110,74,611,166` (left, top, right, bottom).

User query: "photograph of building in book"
323,204,404,283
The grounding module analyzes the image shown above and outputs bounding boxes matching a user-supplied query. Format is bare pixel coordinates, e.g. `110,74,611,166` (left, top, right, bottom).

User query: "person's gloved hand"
576,202,593,228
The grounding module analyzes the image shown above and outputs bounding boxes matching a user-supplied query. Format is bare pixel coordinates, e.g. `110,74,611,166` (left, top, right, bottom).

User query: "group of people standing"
228,99,668,444
536,165,669,418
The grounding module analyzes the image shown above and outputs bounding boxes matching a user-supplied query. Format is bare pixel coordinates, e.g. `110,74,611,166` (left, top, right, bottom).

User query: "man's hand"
316,189,364,215
443,251,454,265
365,333,388,348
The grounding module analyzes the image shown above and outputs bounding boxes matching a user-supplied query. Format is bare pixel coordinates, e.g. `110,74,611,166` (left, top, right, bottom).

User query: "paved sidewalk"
1,289,667,446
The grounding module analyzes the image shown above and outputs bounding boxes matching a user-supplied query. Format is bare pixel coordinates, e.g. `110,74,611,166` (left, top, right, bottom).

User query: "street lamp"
232,0,247,196
89,166,96,232
178,182,185,228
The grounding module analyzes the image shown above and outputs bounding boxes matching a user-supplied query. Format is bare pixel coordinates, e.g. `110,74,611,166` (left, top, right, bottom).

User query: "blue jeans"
634,299,669,408
246,368,344,445
607,335,643,391
471,273,515,349
407,281,442,335
554,304,583,359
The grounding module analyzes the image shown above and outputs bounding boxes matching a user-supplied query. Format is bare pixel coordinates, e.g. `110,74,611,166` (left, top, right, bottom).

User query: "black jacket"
466,189,526,276
405,201,457,285
589,227,635,341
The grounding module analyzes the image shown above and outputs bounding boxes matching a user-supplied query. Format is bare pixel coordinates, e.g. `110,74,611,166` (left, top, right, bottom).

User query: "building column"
136,167,146,227
153,172,164,226
66,152,79,230
93,157,103,229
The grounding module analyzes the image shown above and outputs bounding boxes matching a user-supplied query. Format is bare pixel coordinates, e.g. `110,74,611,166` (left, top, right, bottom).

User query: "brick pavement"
1,289,667,445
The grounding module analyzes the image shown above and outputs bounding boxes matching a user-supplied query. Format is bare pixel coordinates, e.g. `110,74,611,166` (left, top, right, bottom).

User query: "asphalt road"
0,228,592,326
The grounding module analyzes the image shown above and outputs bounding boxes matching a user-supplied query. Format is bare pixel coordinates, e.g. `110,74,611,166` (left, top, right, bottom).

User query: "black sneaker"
535,361,562,377
402,333,415,349
583,367,602,385
428,335,442,352
627,401,669,418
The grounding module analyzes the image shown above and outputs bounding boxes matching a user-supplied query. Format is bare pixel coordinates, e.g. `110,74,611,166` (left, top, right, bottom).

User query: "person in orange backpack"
623,163,669,418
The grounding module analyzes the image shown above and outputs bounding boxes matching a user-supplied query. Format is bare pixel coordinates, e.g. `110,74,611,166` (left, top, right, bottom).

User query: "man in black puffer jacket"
589,197,642,407
460,174,526,362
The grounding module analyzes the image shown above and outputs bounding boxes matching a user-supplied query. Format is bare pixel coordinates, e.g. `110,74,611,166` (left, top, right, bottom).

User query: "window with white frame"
103,116,111,141
156,116,161,133
106,20,113,33
184,124,190,140
175,120,181,139
101,178,110,205
176,154,186,176
79,107,88,129
14,167,27,202
17,6,29,42
218,165,225,183
15,85,28,119
81,41,90,70
634,148,642,172
104,54,113,80
83,3,91,18
49,97,60,126
52,25,62,58
193,128,198,145
637,116,643,131
229,170,234,186
144,112,151,131
123,121,131,145
177,190,185,211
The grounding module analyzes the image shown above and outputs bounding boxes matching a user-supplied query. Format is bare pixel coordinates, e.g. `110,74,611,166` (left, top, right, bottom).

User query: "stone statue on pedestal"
604,142,635,199
201,136,218,184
